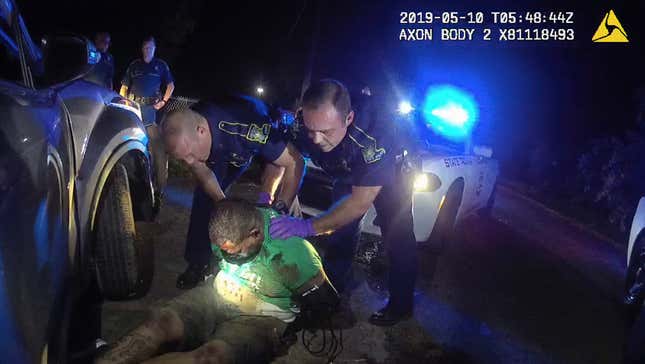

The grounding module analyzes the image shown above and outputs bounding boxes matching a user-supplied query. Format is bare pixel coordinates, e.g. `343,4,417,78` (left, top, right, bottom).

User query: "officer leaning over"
268,79,418,326
160,94,304,289
120,36,175,195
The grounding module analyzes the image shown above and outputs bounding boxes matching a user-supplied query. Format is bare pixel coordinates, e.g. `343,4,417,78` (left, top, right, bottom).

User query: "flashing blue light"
398,101,414,115
422,85,479,141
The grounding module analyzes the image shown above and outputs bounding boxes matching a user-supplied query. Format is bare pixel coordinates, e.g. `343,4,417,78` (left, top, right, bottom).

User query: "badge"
348,125,386,164
362,144,386,164
246,123,270,144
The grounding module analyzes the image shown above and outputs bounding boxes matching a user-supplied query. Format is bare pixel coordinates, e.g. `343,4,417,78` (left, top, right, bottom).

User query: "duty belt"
130,95,159,105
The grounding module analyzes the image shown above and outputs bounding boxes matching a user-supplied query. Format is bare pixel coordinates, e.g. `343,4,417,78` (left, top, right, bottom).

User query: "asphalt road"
102,180,627,363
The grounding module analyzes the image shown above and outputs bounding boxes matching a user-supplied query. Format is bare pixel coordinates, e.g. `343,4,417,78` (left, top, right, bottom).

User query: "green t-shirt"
211,208,323,322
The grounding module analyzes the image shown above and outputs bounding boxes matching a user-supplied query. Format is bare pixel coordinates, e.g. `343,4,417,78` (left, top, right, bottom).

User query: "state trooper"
161,94,304,289
269,79,417,326
120,36,175,195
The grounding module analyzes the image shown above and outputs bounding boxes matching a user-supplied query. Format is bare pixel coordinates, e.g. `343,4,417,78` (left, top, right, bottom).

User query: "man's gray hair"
208,199,264,246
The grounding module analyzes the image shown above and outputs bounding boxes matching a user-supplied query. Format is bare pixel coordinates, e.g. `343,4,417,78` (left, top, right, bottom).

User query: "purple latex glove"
270,216,315,239
257,191,272,205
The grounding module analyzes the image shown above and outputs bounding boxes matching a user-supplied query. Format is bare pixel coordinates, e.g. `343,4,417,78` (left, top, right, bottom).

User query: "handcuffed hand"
269,216,315,239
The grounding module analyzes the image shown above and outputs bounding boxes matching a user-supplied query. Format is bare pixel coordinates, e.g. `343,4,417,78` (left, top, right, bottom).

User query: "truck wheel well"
116,151,155,222
447,178,465,212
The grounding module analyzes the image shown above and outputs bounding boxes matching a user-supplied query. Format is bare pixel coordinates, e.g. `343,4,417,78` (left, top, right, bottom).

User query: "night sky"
16,0,644,177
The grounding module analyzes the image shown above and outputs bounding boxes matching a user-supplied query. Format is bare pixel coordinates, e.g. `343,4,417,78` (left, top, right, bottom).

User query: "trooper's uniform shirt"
292,108,399,188
183,95,288,267
191,96,287,172
121,58,173,98
121,58,174,125
290,107,417,311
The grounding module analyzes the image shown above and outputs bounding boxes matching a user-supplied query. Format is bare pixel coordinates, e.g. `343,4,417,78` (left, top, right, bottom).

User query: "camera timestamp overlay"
398,11,579,42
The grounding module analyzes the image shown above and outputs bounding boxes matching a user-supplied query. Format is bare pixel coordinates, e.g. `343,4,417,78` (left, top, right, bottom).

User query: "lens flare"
398,101,414,115
422,85,479,141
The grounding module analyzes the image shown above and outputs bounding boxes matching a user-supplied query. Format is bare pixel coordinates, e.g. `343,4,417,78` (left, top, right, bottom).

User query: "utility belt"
129,94,160,105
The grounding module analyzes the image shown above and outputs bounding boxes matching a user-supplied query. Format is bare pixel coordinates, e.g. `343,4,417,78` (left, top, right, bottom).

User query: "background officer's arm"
162,82,175,101
260,143,304,206
312,185,381,235
190,161,226,201
119,65,131,97
154,82,175,110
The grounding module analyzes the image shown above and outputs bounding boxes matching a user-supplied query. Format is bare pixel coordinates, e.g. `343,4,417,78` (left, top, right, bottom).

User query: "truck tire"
94,163,154,300
425,182,463,254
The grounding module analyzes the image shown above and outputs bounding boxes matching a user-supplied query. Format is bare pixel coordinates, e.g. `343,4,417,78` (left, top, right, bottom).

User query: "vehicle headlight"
413,173,441,192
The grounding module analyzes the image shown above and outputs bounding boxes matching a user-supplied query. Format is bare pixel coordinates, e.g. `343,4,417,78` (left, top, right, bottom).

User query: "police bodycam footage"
0,0,641,363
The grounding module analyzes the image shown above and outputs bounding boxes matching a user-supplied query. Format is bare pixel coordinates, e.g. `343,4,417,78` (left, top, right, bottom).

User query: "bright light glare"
413,173,429,191
430,102,469,127
398,101,414,115
256,87,264,95
422,85,479,141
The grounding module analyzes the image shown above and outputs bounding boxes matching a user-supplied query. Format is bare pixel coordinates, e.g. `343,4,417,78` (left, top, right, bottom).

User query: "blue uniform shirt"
121,58,173,97
191,95,287,170
292,107,400,187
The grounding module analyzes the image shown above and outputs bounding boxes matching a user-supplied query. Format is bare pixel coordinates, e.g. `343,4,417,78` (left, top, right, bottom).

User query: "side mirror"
40,35,100,86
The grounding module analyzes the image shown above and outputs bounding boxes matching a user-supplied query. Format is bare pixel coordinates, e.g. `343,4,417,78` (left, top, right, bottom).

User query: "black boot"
368,303,413,326
176,263,211,289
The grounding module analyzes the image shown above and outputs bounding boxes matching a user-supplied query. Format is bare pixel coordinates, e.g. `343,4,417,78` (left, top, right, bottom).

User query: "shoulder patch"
218,121,271,144
347,125,386,164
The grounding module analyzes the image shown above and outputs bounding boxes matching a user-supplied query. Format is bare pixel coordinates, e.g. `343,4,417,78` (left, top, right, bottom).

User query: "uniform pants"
324,171,417,310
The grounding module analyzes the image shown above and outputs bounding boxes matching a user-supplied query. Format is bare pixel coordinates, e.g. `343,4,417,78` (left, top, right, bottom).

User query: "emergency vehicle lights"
398,101,414,115
422,85,479,141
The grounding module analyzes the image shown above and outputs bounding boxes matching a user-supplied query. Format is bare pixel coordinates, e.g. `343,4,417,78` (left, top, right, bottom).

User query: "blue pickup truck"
0,1,158,362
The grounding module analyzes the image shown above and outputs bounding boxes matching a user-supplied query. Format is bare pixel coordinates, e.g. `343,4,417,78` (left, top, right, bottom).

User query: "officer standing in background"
85,32,114,89
160,94,304,289
120,36,175,195
268,79,417,326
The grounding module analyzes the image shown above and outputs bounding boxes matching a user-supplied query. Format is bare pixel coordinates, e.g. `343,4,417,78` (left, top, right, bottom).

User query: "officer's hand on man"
270,216,315,239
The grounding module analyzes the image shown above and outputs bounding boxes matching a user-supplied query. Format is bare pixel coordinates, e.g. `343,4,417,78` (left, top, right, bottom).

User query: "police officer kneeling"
269,79,417,326
95,199,338,364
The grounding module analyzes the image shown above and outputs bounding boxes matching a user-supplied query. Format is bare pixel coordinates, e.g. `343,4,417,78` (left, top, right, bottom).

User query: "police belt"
130,95,160,105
